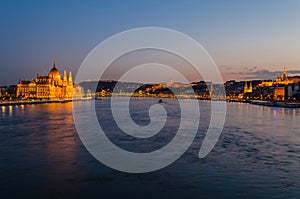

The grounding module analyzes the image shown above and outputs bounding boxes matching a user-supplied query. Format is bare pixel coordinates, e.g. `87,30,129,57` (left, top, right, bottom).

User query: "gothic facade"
17,62,73,99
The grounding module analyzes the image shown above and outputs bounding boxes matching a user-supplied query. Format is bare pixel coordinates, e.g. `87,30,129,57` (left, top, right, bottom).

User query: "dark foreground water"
0,98,300,199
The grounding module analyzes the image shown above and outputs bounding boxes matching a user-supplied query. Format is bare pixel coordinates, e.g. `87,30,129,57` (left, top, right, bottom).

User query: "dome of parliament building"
48,61,61,79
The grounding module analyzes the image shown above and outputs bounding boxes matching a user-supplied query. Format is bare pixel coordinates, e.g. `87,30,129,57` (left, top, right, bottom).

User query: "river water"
0,98,299,198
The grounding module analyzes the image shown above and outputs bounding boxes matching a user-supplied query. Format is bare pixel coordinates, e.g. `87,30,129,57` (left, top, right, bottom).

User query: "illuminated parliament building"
17,62,74,99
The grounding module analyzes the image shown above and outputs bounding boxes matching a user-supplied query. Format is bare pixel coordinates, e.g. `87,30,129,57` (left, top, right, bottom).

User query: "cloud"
219,65,231,70
227,68,300,80
220,65,300,80
288,70,300,74
245,69,300,80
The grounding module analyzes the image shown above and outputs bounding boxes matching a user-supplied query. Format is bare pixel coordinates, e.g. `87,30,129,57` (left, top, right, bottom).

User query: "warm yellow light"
8,106,13,116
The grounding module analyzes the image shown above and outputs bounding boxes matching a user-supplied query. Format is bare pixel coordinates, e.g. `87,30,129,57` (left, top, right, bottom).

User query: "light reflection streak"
1,106,5,116
8,106,13,117
20,104,24,112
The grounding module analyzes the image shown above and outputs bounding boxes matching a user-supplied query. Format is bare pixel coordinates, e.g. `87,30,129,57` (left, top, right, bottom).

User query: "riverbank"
0,99,73,106
227,99,300,108
250,101,300,108
0,97,95,106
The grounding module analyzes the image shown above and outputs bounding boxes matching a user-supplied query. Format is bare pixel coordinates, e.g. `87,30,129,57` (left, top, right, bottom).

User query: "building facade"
17,62,74,99
259,67,300,87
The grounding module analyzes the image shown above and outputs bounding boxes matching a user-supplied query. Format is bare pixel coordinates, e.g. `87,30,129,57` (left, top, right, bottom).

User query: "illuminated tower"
244,82,247,93
282,66,287,80
68,71,73,84
244,81,252,93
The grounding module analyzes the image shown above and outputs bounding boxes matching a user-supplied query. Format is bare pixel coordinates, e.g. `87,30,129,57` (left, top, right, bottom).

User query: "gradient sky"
1,0,300,85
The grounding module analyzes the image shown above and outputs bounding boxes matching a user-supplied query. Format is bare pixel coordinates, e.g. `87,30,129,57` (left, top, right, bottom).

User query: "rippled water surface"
0,98,300,198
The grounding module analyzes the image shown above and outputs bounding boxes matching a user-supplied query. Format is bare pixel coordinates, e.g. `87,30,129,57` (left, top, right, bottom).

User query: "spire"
283,66,287,80
244,81,252,93
63,70,67,81
53,60,56,68
68,71,73,83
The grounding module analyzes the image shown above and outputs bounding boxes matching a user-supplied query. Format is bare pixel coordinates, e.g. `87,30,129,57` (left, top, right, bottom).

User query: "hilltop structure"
258,67,300,101
259,67,300,87
17,62,74,99
226,67,300,101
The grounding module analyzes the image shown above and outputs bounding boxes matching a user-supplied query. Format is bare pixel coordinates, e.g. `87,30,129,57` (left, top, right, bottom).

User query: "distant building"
286,83,300,101
224,80,244,97
17,61,74,99
259,67,300,87
274,87,285,101
256,67,300,101
244,81,253,93
0,86,7,98
0,85,17,100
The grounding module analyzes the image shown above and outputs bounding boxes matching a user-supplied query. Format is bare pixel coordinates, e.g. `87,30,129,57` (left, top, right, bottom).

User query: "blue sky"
1,0,300,85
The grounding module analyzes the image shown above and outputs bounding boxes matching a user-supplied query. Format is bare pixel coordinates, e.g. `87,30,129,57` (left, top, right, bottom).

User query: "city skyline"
1,0,300,85
6,61,300,85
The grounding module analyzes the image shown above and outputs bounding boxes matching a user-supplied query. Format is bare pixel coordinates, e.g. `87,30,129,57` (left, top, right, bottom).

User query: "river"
0,98,299,198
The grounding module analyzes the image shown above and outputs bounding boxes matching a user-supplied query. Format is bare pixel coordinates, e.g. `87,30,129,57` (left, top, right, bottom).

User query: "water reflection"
20,104,24,112
41,103,81,197
1,106,5,116
8,105,12,117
